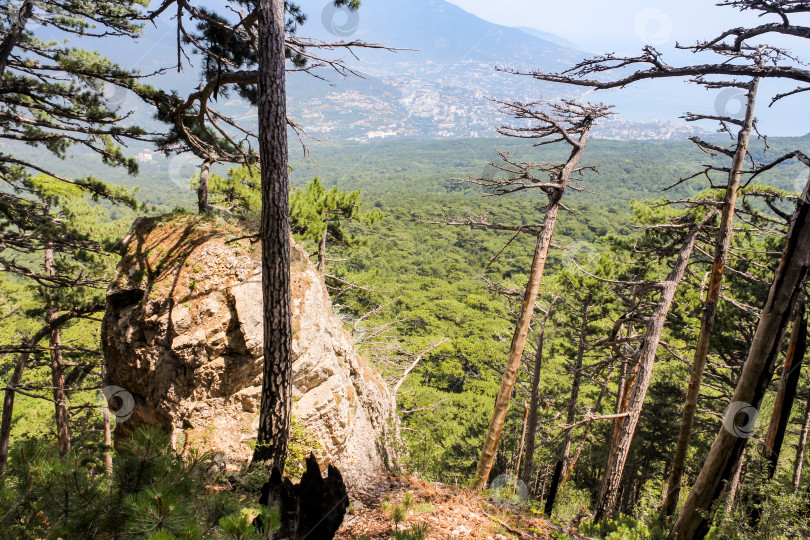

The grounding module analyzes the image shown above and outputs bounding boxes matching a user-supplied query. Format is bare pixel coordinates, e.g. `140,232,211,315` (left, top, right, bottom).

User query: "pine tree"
290,177,383,274
144,0,379,212
0,0,152,472
470,99,610,491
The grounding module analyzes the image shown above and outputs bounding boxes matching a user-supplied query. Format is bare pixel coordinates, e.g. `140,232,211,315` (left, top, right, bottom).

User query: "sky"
444,0,807,54
123,0,810,136
444,0,810,135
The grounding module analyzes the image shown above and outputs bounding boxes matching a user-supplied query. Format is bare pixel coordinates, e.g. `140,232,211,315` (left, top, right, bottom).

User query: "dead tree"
762,302,806,477
520,295,560,487
466,99,611,491
671,168,810,539
542,268,617,516
545,295,593,515
497,3,810,517
594,210,716,521
389,338,450,457
793,390,810,493
664,76,761,516
745,302,807,525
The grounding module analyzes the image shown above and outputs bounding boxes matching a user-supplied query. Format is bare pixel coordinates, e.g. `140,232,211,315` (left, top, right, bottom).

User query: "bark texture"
594,215,710,521
671,175,810,540
664,78,760,517
45,246,71,457
198,159,211,214
519,299,557,487
253,0,292,473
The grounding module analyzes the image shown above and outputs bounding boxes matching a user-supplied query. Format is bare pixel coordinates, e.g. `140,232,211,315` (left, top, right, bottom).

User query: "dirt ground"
336,473,594,539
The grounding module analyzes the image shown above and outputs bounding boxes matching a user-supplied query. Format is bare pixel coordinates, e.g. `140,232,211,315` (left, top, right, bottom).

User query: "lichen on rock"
102,214,398,477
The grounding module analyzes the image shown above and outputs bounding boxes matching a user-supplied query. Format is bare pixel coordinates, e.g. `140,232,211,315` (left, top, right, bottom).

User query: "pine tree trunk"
101,365,113,475
318,228,327,276
198,159,211,214
0,0,32,77
546,304,591,515
44,245,71,457
0,346,32,478
664,78,760,517
671,174,810,540
748,305,806,525
0,304,99,477
252,0,292,474
793,390,810,493
473,133,592,492
519,299,557,487
724,449,745,515
763,303,806,477
594,215,709,522
602,353,640,510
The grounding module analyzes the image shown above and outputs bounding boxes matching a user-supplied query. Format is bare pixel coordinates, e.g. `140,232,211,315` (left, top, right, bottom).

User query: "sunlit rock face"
102,216,397,476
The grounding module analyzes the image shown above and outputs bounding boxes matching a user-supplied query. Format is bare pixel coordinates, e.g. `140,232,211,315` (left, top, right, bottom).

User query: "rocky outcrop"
101,215,397,475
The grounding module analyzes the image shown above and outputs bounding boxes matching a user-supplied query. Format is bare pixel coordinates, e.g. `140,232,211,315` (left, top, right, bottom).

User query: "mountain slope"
83,0,705,141
295,0,580,70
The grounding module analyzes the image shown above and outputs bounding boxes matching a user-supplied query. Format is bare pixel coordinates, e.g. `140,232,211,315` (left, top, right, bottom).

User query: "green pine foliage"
2,2,810,536
290,177,383,252
0,426,282,540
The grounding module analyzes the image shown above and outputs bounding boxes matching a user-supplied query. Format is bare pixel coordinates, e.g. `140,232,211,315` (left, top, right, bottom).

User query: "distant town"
287,60,706,142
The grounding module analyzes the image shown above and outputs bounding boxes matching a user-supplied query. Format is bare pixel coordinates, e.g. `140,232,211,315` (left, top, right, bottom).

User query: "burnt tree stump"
259,453,349,539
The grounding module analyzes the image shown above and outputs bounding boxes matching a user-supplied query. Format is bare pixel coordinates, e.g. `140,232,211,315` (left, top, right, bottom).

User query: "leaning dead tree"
671,164,810,539
593,209,717,521
497,1,810,520
543,268,616,516
520,294,560,488
464,99,611,491
665,74,761,516
762,302,806,479
745,301,807,525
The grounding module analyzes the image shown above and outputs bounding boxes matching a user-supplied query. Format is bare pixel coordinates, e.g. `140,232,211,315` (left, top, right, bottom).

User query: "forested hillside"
3,1,810,540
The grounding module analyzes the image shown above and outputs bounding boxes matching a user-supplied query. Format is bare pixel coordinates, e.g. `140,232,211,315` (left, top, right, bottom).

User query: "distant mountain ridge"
282,0,703,140
98,0,706,142
514,26,581,50
294,0,580,69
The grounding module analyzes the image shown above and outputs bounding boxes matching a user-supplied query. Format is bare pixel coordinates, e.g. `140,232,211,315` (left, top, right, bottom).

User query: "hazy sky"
441,0,810,135
444,0,807,53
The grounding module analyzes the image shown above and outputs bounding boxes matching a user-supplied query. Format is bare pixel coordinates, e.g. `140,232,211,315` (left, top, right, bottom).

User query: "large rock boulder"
101,215,397,476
